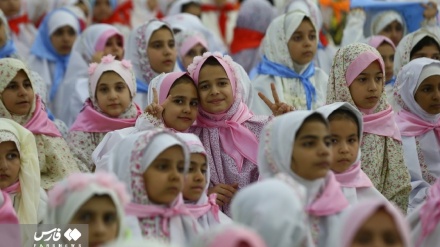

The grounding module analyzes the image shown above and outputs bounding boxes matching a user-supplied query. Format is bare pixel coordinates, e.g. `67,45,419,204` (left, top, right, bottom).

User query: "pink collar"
334,161,373,188
2,181,20,194
70,99,141,132
306,172,349,216
125,196,192,236
24,96,62,137
395,110,440,138
0,190,18,224
186,193,220,221
363,106,401,141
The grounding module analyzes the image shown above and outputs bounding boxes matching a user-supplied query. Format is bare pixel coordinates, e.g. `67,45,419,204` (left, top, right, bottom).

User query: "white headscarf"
369,10,406,37
167,0,201,16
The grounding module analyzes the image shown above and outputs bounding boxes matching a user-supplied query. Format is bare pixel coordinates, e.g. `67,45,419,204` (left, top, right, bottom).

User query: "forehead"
149,28,173,42
97,71,124,84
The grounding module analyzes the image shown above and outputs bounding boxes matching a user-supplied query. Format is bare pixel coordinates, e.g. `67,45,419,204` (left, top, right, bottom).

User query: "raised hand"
258,83,295,116
91,51,105,63
144,88,171,119
423,2,438,19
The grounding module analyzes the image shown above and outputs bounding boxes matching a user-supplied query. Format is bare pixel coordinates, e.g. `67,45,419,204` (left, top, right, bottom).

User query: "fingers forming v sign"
144,88,172,119
258,83,295,116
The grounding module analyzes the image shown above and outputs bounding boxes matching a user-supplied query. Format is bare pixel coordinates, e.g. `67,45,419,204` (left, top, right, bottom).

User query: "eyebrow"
299,135,319,140
7,148,19,153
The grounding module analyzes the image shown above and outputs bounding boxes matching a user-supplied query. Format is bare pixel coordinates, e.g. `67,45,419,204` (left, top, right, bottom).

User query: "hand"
91,51,104,63
147,0,158,11
208,183,238,206
143,88,171,119
258,83,295,116
423,2,438,20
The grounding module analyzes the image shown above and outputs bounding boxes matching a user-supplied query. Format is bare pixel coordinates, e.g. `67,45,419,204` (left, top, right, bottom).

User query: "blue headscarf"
30,8,80,102
90,0,118,10
136,78,149,94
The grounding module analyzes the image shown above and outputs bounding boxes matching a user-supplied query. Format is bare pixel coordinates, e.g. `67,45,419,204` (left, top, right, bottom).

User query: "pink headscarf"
0,190,21,247
367,35,396,50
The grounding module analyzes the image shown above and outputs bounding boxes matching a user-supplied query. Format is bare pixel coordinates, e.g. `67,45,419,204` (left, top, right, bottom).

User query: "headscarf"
108,129,200,245
366,35,396,85
29,8,81,102
231,176,313,247
0,118,40,224
369,10,406,38
46,171,130,239
0,190,21,247
326,42,411,211
125,19,176,93
167,0,201,16
0,10,17,58
175,30,208,70
0,58,61,137
393,58,440,186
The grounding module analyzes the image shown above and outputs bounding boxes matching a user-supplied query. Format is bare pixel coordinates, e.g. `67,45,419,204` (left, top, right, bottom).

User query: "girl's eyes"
348,138,358,143
177,165,185,173
309,34,316,40
99,87,108,93
168,41,175,48
431,55,440,60
6,152,19,160
357,77,367,82
302,141,314,147
324,141,332,147
292,35,301,41
190,100,198,107
115,85,125,91
421,87,432,92
78,213,92,222
156,164,169,170
103,213,117,224
173,99,184,104
199,84,209,90
330,138,338,144
375,76,383,82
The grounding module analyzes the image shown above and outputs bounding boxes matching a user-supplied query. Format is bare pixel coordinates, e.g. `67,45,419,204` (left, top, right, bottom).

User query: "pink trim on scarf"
0,190,18,224
345,51,385,86
418,179,440,247
70,99,142,132
2,181,20,194
24,96,62,137
363,106,402,141
368,35,396,50
125,196,193,236
209,227,267,247
95,29,124,52
306,172,349,216
396,110,440,138
179,36,208,58
334,161,373,188
159,72,188,104
186,193,220,221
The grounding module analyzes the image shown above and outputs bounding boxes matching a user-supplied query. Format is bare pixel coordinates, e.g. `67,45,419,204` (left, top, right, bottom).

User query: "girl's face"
1,70,34,116
147,28,177,74
162,80,198,131
287,19,317,66
182,153,207,202
378,21,403,46
50,26,77,56
0,19,7,48
351,209,403,247
0,141,20,189
197,64,234,114
414,75,440,114
143,145,185,205
182,43,208,70
410,44,440,61
0,0,20,18
349,61,384,110
103,35,124,60
329,119,359,173
95,71,131,117
70,195,119,247
376,43,394,82
182,3,202,19
291,118,332,180
93,0,113,22
75,2,89,18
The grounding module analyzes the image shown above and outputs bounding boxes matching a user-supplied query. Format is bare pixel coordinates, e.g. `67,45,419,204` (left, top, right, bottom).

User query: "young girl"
231,176,314,247
407,178,440,247
0,10,18,59
393,58,440,212
258,110,349,246
326,42,411,212
27,8,81,112
332,200,411,247
168,0,202,18
0,58,80,189
0,118,47,224
91,0,132,30
187,52,291,216
175,30,209,71
58,23,124,126
178,132,231,229
251,10,328,114
46,171,130,247
108,128,201,246
67,54,142,172
125,19,178,109
318,102,385,204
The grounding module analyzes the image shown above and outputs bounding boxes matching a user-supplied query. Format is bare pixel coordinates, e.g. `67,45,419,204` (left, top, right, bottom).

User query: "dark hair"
410,36,440,59
170,74,196,90
181,2,200,13
328,109,360,137
295,113,328,139
201,56,222,68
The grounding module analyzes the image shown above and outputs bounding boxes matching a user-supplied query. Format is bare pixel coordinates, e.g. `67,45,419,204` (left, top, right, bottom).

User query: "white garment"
10,188,47,224
200,0,237,46
130,0,159,28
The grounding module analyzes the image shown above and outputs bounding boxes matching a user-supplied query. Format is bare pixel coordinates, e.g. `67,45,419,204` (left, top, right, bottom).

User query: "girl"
168,0,202,18
91,0,132,30
46,171,130,247
258,110,349,246
332,200,411,247
0,10,18,59
125,19,178,109
393,58,440,212
366,35,396,100
58,23,124,126
108,128,201,246
0,58,80,189
0,189,21,247
231,176,314,247
27,7,81,112
175,30,209,71
229,0,276,73
326,42,411,212
178,132,231,229
407,178,440,247
0,118,47,224
251,10,328,114
67,54,142,172
187,52,290,216
318,102,386,204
